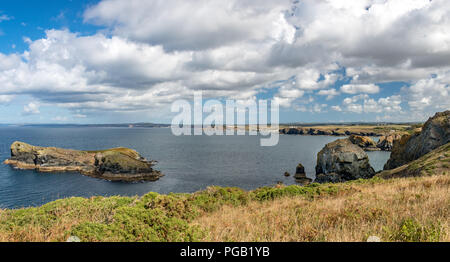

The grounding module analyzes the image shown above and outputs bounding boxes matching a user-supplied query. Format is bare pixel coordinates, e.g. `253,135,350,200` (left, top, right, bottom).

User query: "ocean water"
0,127,390,209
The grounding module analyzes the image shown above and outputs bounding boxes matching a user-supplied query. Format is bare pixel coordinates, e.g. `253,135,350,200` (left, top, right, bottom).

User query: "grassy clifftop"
378,143,450,179
0,173,448,242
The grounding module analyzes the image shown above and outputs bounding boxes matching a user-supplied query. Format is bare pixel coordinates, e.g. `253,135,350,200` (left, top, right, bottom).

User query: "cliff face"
315,138,375,183
376,133,403,151
4,141,162,181
377,142,449,179
280,127,381,136
384,111,450,170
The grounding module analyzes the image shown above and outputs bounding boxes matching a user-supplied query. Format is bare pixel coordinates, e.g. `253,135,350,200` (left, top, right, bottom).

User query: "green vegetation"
1,173,448,242
0,179,384,242
385,219,443,242
86,147,142,159
377,143,450,179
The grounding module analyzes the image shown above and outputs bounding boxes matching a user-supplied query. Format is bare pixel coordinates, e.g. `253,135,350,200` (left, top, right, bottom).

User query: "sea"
0,126,390,209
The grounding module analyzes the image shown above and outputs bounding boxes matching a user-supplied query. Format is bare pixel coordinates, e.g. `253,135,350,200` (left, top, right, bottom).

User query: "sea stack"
294,163,312,185
4,141,163,182
315,138,375,183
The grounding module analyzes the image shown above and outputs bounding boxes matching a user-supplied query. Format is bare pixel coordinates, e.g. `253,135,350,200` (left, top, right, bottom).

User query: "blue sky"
0,0,99,53
0,0,448,124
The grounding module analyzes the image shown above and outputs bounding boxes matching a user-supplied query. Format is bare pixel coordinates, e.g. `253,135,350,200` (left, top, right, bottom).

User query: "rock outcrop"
4,141,163,181
315,138,375,183
294,163,312,185
376,133,403,151
378,142,450,179
349,135,379,151
384,111,450,170
294,163,306,178
280,127,383,137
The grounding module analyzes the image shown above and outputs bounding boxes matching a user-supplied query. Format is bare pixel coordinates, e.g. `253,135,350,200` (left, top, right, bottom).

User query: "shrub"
385,219,443,242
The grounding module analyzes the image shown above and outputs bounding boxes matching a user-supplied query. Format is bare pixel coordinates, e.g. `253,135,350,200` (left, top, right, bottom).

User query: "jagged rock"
295,163,305,177
284,171,291,177
294,163,312,185
318,130,333,135
280,127,385,137
376,133,403,151
306,128,316,135
349,135,379,151
332,129,346,136
384,111,450,170
280,128,305,135
315,138,375,183
4,141,163,181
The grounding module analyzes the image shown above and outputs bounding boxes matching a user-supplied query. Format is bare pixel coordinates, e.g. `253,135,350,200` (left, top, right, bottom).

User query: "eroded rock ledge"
3,141,163,182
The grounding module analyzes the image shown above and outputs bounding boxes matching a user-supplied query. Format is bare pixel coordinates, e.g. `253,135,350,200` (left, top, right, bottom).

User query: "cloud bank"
0,0,449,122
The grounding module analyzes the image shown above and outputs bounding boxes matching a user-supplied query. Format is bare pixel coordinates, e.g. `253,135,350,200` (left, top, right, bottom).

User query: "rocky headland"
279,124,415,138
377,142,449,179
280,126,381,136
384,110,449,170
3,141,162,182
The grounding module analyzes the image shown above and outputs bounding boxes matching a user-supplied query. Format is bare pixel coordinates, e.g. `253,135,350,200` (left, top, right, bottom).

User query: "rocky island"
3,141,162,182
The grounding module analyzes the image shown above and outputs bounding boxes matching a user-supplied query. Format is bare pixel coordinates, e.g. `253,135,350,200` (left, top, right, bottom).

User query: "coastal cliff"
3,141,162,181
279,124,415,137
376,133,403,151
384,110,450,170
280,126,381,136
377,142,449,179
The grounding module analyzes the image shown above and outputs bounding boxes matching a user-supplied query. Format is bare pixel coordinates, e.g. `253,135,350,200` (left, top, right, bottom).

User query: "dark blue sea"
0,127,390,209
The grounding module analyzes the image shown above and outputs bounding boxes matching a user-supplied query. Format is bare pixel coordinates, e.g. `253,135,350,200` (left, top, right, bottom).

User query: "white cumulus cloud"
341,84,380,94
0,0,449,121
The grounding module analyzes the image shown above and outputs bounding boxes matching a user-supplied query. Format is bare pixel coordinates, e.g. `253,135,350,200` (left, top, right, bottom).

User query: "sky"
0,0,449,124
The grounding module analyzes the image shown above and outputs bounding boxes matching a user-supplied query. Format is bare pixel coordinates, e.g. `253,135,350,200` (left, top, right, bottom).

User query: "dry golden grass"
0,196,134,242
193,175,450,242
1,174,448,242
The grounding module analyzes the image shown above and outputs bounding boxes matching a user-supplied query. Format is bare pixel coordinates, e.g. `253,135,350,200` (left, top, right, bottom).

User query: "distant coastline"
0,121,422,128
